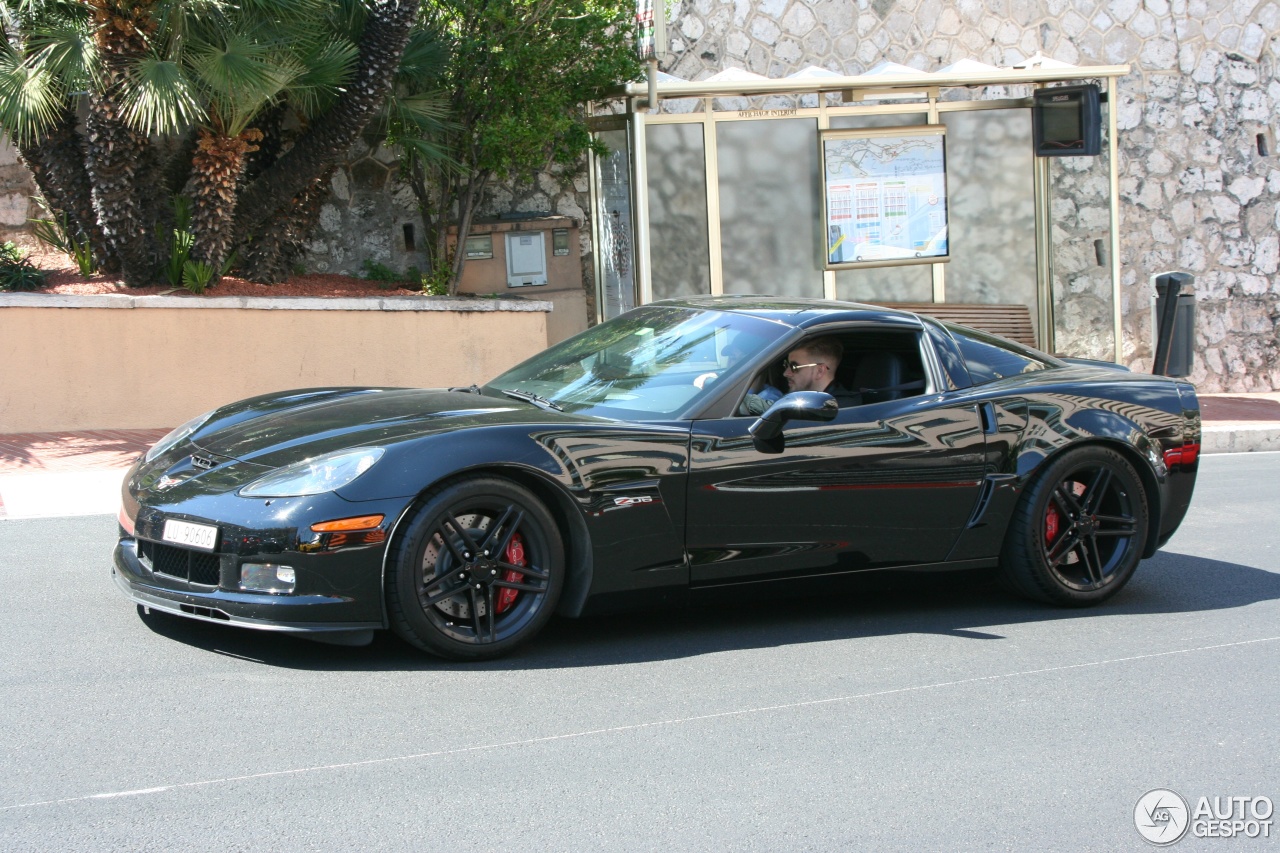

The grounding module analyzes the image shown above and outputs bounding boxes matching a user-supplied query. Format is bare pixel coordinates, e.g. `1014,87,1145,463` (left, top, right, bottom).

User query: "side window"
732,329,929,416
948,324,1053,385
836,331,928,405
923,320,972,390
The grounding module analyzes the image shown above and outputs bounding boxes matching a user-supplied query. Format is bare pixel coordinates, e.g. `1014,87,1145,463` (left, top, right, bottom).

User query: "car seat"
853,351,913,403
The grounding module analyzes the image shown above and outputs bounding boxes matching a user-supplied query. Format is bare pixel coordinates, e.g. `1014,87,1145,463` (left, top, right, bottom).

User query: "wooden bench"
869,302,1038,349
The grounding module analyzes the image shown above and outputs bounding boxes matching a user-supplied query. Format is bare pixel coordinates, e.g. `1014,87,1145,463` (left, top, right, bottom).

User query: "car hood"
189,387,578,466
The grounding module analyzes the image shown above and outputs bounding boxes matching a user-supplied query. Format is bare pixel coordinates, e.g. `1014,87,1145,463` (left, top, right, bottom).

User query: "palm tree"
1,0,116,270
230,0,420,269
1,0,426,286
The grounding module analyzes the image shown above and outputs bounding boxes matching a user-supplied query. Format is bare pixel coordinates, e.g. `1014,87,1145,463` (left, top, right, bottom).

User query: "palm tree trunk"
237,172,333,284
230,0,416,248
83,0,162,286
16,104,119,273
189,129,253,280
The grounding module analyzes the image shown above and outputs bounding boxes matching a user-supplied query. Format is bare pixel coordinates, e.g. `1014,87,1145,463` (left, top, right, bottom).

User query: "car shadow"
134,550,1280,671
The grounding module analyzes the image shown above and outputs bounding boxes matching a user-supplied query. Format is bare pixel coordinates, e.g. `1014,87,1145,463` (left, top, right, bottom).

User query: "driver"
782,337,860,407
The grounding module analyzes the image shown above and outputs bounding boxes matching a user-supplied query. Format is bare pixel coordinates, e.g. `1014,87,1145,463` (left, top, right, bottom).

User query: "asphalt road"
1,453,1277,851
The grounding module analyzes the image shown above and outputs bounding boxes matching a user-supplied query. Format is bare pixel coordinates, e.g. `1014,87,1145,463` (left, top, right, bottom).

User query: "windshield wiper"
499,388,563,412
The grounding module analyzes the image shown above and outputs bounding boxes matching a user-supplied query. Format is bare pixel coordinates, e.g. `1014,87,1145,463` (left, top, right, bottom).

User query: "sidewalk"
1,394,1278,520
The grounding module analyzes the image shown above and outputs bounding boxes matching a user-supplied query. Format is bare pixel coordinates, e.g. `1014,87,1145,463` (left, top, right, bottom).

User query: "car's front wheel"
387,476,564,660
1000,446,1149,605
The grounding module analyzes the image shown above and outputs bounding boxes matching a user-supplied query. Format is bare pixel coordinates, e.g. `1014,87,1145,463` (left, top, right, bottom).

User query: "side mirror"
748,391,838,453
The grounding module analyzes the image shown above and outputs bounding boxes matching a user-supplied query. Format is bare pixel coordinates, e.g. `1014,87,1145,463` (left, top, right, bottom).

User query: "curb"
1201,424,1280,454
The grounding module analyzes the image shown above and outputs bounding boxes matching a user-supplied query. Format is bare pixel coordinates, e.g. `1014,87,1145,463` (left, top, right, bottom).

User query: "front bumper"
113,537,384,634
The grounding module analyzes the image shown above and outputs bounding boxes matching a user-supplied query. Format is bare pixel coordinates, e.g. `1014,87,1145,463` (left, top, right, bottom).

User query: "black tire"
1000,446,1149,606
386,477,564,660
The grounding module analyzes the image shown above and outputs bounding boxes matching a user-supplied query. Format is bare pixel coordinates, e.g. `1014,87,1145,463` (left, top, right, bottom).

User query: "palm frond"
396,27,447,83
286,38,356,117
0,45,66,142
395,135,459,172
191,33,293,100
150,0,234,58
321,0,368,38
119,56,205,136
388,91,450,130
190,32,299,134
26,20,98,90
236,0,333,24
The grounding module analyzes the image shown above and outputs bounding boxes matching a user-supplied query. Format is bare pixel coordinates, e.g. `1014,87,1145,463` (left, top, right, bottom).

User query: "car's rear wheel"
1000,446,1149,605
387,477,564,660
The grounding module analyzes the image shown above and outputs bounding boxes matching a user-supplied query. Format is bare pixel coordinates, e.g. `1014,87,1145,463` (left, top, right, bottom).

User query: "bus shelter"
587,57,1130,360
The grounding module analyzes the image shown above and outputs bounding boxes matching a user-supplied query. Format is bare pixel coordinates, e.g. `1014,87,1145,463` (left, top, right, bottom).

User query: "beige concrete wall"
0,295,549,432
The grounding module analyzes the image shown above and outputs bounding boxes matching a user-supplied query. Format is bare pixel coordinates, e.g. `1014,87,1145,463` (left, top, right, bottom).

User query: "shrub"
182,260,215,294
0,242,46,291
28,198,94,276
167,197,195,287
361,259,401,282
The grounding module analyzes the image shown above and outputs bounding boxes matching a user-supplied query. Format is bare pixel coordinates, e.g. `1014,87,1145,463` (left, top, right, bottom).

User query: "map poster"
820,125,949,268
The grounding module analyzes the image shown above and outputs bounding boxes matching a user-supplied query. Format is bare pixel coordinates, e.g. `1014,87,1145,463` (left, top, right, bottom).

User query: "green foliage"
424,0,641,181
418,260,451,296
167,197,195,286
0,242,47,291
0,0,367,285
28,197,94,276
394,0,641,293
362,259,428,291
182,259,216,294
361,259,402,282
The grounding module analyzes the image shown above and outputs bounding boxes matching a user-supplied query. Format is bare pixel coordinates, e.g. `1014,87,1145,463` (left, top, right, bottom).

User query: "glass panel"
487,305,790,420
942,110,1039,327
829,113,933,303
1049,118,1115,361
717,118,824,298
594,129,636,319
948,325,1054,385
464,234,492,260
646,123,711,300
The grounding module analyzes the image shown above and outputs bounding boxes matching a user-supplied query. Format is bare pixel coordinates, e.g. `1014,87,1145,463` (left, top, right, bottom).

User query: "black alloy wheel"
1000,446,1149,605
387,477,564,659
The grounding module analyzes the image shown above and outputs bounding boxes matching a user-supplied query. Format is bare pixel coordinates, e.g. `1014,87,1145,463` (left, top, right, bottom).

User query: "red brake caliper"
1045,504,1061,543
496,533,527,614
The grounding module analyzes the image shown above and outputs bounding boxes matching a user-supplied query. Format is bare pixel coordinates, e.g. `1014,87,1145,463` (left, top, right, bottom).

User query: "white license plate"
162,519,219,551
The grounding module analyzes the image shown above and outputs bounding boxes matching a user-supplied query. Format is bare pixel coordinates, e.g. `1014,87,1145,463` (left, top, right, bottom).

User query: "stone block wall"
304,136,592,289
0,140,38,245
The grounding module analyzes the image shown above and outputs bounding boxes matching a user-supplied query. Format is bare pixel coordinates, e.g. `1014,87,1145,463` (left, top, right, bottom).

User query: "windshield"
486,305,790,420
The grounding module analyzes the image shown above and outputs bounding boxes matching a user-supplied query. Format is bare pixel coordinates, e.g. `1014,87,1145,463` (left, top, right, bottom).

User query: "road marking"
5,634,1278,812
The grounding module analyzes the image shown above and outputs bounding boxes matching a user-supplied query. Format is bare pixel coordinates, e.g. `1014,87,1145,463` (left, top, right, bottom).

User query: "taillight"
1163,442,1200,468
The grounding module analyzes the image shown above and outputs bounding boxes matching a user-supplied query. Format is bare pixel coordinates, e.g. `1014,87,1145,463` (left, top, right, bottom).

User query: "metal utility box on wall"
505,231,548,287
449,215,587,344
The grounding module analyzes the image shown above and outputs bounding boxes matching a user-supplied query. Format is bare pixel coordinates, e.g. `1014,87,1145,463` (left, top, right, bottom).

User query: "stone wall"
0,140,38,245
304,137,592,291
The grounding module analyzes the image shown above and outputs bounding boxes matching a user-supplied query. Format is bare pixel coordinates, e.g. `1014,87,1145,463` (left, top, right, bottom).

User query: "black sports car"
114,297,1201,659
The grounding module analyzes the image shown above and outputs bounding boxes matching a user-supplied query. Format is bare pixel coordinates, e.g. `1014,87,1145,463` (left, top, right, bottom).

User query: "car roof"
650,295,927,331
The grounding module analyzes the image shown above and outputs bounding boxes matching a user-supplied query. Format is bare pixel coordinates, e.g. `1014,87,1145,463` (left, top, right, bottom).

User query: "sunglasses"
781,360,821,373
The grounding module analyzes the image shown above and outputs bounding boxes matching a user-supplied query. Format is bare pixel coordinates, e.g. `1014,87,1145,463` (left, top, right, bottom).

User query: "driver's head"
783,337,842,393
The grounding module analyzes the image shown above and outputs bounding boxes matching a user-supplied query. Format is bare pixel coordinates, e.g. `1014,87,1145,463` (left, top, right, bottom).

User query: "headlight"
145,410,215,462
239,448,385,498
